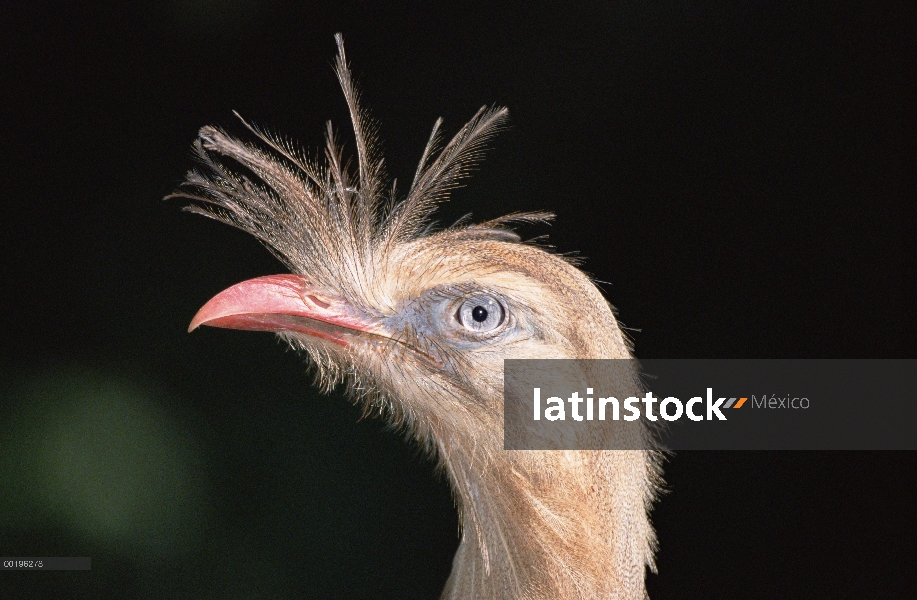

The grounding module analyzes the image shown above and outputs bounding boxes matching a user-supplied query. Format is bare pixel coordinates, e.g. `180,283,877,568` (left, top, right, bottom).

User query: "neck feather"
438,436,658,600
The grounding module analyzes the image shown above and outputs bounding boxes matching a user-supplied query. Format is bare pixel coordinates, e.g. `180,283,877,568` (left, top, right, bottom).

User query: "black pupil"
471,306,489,323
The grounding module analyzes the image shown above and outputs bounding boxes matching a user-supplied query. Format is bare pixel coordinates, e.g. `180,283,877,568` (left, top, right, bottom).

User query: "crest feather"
168,35,526,304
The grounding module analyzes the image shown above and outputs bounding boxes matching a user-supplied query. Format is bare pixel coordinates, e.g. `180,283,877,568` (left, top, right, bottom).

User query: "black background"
2,2,914,598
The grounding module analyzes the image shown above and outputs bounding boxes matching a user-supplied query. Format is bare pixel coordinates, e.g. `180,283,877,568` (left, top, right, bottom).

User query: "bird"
173,35,661,600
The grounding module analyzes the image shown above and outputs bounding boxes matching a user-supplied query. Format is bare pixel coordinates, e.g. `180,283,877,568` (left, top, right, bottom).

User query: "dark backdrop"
2,2,914,598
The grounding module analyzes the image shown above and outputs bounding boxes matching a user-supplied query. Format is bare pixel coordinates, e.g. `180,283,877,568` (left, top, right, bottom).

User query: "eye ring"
456,296,506,333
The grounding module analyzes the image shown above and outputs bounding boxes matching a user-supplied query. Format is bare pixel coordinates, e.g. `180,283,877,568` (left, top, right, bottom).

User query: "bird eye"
456,296,505,333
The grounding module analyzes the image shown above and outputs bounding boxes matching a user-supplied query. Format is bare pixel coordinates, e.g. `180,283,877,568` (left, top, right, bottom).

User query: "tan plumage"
174,35,661,600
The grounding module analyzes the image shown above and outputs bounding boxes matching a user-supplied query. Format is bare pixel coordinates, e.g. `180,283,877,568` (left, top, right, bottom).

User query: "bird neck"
440,443,656,600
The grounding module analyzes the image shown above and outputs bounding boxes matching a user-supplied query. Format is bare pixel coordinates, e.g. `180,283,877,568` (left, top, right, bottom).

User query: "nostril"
307,294,331,309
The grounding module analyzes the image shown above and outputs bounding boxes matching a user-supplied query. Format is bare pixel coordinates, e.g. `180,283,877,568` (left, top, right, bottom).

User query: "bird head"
174,35,657,600
176,36,635,450
187,226,634,446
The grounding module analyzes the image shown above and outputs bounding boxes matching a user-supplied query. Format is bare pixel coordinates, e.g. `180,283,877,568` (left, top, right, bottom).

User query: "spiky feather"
169,34,550,320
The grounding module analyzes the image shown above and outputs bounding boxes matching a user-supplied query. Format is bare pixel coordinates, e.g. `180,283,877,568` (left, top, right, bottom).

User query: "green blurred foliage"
0,369,210,556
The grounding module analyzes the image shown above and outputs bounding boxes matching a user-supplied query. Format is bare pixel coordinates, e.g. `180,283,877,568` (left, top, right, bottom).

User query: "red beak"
189,274,374,347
